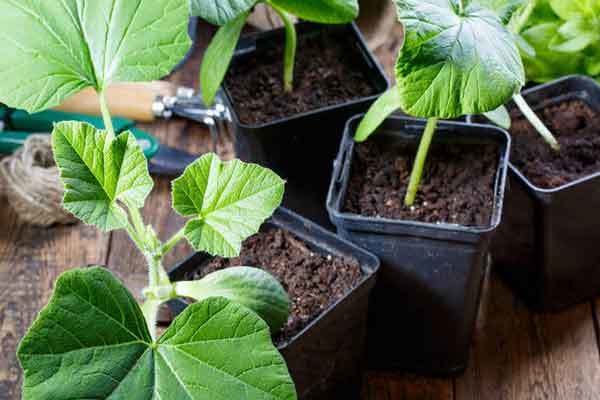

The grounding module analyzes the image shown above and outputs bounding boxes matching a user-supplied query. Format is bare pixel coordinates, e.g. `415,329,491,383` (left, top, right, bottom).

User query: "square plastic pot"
223,23,389,227
168,208,380,399
472,75,600,311
327,116,511,375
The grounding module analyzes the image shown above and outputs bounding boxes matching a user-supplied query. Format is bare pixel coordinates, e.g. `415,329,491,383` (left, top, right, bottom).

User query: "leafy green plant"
518,0,600,82
0,1,297,398
193,0,359,105
356,0,527,207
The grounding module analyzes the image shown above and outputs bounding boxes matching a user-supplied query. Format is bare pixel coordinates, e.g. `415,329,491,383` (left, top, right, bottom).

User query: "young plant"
356,0,527,207
193,0,359,105
0,1,296,398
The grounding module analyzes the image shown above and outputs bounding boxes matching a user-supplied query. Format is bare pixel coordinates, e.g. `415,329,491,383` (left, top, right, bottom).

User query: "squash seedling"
192,0,359,105
0,0,296,399
356,0,528,207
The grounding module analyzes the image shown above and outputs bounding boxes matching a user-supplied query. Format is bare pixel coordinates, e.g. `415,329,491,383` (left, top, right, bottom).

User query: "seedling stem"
513,93,560,151
270,4,297,92
405,117,438,207
99,89,115,141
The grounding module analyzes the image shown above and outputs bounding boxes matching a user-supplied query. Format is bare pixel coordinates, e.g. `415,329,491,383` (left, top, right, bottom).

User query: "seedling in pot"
479,0,562,150
0,0,296,398
356,0,527,207
192,0,359,104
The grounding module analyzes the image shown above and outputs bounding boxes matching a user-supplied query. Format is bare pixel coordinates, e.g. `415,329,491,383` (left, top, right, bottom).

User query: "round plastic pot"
222,22,389,227
327,116,511,375
167,207,380,399
471,75,600,311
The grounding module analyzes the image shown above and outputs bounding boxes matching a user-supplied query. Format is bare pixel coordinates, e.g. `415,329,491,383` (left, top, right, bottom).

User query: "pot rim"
506,75,600,195
167,207,380,350
327,115,512,237
222,22,391,130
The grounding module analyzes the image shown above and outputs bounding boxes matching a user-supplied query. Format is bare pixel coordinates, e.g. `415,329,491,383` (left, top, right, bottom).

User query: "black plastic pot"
471,75,600,311
222,23,389,227
168,208,380,399
327,116,511,375
173,17,199,71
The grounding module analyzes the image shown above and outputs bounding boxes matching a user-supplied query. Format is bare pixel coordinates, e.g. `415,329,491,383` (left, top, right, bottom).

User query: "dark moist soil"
186,228,362,345
510,100,600,189
224,30,376,125
343,141,500,227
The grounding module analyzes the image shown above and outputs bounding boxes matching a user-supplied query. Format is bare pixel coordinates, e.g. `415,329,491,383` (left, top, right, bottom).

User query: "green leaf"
18,267,153,399
52,121,153,231
172,153,285,257
394,0,526,119
476,0,529,24
269,0,360,23
201,12,250,106
175,267,290,333
190,0,258,25
521,21,587,82
483,105,512,129
18,267,297,400
549,0,594,20
0,0,191,113
549,32,595,52
355,86,403,142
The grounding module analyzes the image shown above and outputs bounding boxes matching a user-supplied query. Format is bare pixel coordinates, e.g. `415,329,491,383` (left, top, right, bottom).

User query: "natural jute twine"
0,134,76,227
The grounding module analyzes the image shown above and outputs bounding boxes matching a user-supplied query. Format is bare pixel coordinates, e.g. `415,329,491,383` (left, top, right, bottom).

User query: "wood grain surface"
1,21,599,400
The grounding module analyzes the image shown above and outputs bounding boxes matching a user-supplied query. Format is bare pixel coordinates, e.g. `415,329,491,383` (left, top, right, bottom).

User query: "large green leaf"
394,0,526,118
18,267,297,400
0,0,191,113
52,121,153,231
269,0,359,23
190,0,258,25
172,153,285,257
175,267,290,333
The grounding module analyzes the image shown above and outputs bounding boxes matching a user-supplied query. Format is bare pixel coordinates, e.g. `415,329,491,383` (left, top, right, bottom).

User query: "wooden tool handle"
53,81,178,122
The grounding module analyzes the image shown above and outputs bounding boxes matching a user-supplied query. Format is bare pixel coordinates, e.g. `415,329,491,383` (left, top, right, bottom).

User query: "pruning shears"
0,105,198,176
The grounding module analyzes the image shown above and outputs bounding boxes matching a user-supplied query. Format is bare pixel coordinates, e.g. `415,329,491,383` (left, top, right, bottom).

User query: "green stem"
125,223,146,254
141,299,162,340
160,227,186,257
99,89,116,141
405,117,438,207
270,4,297,92
513,93,560,151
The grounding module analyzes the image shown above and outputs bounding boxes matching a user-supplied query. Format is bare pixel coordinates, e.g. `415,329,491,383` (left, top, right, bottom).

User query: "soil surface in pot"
185,228,362,344
510,100,600,189
224,30,376,125
343,141,499,226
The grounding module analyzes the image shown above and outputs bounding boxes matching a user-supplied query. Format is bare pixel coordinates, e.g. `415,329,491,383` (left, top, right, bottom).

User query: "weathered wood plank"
366,372,454,400
455,270,600,400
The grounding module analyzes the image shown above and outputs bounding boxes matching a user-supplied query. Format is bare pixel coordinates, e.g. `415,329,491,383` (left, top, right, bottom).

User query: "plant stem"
405,117,438,207
513,93,560,151
141,299,162,340
125,223,146,254
270,4,297,92
160,227,186,257
99,89,116,141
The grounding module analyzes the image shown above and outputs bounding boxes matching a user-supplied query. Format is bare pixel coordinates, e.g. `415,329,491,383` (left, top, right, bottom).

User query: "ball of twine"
0,134,76,227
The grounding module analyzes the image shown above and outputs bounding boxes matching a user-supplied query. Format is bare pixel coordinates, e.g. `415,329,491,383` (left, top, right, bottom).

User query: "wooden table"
2,23,600,400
